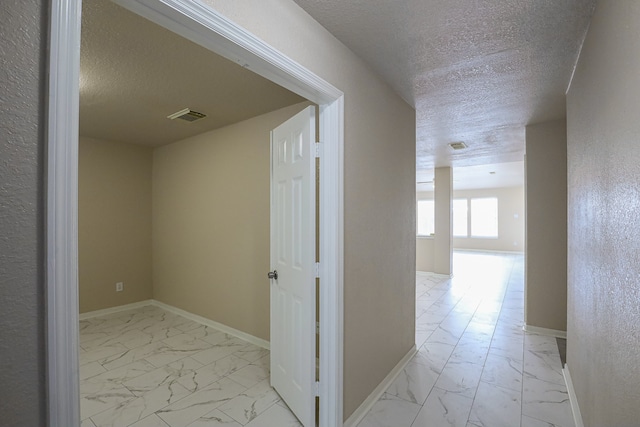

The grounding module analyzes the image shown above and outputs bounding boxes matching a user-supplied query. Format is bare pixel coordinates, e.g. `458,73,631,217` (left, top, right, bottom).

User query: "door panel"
270,106,316,427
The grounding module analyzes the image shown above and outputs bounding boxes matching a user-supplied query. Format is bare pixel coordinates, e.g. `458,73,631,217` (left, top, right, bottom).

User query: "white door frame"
46,1,344,426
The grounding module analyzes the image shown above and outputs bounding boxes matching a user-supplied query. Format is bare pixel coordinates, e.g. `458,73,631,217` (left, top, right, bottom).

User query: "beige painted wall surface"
453,187,525,252
416,238,435,272
199,0,417,418
566,2,640,424
79,137,153,313
525,120,567,332
152,103,310,341
433,167,452,275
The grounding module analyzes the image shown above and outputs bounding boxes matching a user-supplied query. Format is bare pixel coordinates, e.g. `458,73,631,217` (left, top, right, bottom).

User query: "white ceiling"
293,0,595,176
80,0,304,146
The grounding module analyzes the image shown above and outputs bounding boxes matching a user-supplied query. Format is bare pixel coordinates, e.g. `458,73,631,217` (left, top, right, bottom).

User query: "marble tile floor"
357,251,575,427
79,305,302,427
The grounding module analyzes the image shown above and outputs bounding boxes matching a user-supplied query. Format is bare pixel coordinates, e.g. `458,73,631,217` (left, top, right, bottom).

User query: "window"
453,199,468,237
417,200,435,236
470,197,498,238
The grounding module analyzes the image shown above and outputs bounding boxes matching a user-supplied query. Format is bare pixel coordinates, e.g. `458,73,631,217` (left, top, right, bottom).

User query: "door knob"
267,270,278,280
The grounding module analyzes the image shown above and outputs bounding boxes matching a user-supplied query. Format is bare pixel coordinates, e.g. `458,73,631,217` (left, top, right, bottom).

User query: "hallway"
357,251,573,427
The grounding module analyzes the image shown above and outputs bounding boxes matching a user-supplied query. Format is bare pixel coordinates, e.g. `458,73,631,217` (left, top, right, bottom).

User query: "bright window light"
453,199,468,237
417,200,435,236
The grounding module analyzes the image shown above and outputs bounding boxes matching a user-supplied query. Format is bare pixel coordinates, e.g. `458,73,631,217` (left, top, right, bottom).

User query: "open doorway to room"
76,0,314,425
43,0,345,425
414,161,525,345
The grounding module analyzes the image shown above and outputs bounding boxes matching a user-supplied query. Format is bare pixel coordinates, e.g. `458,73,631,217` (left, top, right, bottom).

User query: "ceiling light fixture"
167,108,207,122
448,141,467,150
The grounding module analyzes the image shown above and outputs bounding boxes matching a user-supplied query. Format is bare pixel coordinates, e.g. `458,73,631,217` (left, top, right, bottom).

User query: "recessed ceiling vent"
449,141,467,150
167,108,207,122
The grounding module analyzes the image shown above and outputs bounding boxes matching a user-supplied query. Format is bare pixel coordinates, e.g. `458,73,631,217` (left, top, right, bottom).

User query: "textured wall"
566,1,640,424
152,103,309,341
199,0,417,418
525,120,568,331
79,137,153,313
0,0,47,425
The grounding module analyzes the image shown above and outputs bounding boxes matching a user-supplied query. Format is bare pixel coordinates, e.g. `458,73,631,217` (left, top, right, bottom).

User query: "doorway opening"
47,0,344,426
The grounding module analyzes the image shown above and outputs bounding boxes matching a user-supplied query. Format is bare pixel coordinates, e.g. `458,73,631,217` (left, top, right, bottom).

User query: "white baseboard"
416,271,452,279
79,300,154,320
151,300,270,350
563,363,584,427
343,345,417,427
523,324,567,339
79,299,270,350
453,248,525,255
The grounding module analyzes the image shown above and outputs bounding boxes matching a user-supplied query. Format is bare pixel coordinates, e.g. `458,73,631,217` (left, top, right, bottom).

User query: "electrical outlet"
116,282,124,292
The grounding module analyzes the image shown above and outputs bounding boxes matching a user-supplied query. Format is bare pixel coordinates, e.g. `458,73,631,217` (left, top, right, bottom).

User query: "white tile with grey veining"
245,403,302,427
191,339,250,366
177,354,250,393
467,381,521,427
128,414,171,427
81,361,107,381
226,361,270,389
156,377,246,427
86,360,157,387
386,357,440,405
414,341,455,373
217,379,281,424
522,376,574,427
80,343,129,366
185,409,242,427
123,357,202,396
90,382,190,427
480,354,523,392
82,329,152,351
411,387,473,427
163,333,213,352
123,328,183,350
357,393,421,427
81,418,97,427
99,341,171,371
433,360,483,399
233,343,270,363
80,381,135,420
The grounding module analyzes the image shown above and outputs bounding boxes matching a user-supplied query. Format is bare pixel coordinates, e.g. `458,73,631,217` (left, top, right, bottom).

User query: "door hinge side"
316,321,320,334
314,142,322,158
314,381,320,397
314,262,320,279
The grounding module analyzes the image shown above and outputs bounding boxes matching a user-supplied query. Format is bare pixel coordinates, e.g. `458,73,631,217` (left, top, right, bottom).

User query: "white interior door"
269,106,316,426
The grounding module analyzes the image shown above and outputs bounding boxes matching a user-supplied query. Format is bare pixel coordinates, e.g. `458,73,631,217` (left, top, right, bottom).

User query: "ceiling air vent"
167,108,207,122
448,141,467,150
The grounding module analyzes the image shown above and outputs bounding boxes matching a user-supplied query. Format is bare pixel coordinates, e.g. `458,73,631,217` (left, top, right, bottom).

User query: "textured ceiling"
80,0,304,146
293,0,595,172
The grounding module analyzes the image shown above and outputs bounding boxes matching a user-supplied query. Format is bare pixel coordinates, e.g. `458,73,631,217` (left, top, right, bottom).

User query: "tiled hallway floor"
357,251,575,427
79,251,573,427
79,306,301,427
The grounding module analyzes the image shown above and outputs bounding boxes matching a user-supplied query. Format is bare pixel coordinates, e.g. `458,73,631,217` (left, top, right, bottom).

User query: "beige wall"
79,137,153,313
453,187,525,252
198,0,417,418
416,238,435,272
433,167,452,275
566,2,640,424
152,103,309,341
525,120,567,332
